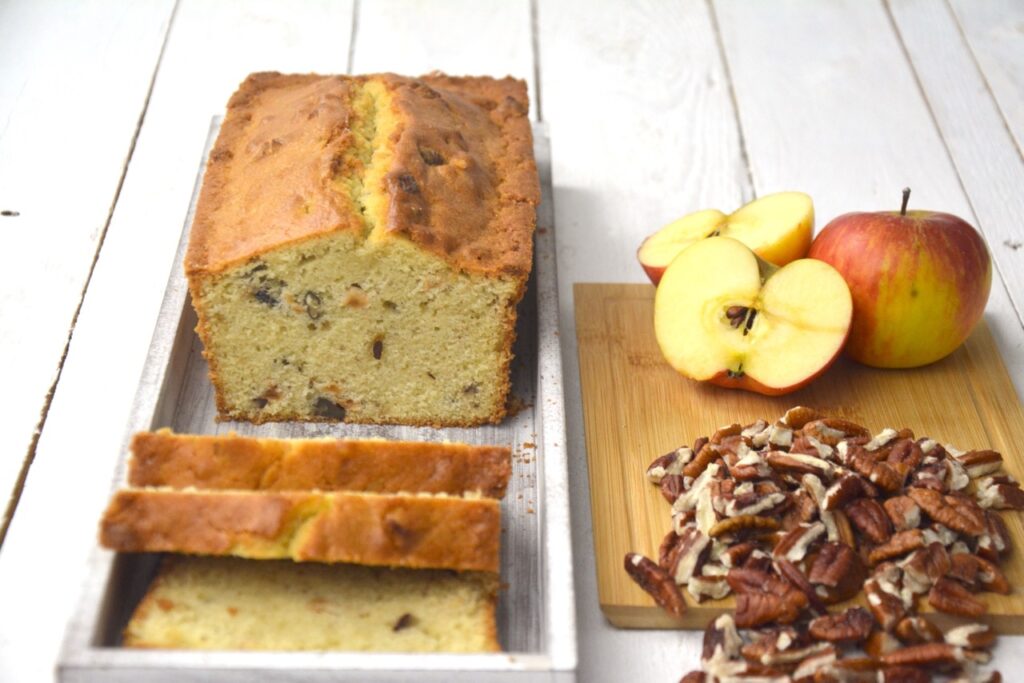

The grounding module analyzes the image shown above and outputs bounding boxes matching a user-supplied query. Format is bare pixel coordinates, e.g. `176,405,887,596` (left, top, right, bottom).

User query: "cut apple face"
638,192,813,285
654,237,852,396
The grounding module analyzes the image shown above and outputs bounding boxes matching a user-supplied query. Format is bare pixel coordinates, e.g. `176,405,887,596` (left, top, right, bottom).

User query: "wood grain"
949,0,1024,155
712,0,1024,397
537,0,745,675
0,0,175,535
351,0,536,119
888,0,1024,332
0,3,353,682
576,282,1024,631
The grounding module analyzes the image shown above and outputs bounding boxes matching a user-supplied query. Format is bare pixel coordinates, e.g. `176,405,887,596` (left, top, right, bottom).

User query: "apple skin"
655,237,852,396
808,210,991,368
702,348,848,396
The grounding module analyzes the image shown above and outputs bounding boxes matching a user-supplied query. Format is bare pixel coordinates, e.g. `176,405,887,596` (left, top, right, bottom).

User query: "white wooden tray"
58,120,576,682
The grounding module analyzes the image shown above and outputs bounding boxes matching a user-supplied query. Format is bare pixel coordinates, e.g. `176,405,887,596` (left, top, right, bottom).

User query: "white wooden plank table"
1,1,1022,681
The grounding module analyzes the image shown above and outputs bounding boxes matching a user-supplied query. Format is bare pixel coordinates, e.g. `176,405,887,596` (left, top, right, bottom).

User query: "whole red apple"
808,189,991,368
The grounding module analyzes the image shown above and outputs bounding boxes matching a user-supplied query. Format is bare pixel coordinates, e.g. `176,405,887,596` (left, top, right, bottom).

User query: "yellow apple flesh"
654,237,852,395
637,192,814,284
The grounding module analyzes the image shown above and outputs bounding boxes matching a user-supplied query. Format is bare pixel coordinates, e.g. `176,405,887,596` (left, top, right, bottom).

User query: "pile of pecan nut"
625,407,1024,682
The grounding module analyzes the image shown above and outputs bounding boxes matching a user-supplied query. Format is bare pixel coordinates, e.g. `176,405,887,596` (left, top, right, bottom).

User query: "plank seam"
530,0,543,122
0,0,182,548
883,0,1024,331
706,0,754,202
943,0,1024,164
346,0,360,75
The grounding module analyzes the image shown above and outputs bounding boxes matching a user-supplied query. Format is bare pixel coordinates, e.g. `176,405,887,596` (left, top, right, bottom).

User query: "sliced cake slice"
124,556,500,652
128,429,511,498
100,489,499,572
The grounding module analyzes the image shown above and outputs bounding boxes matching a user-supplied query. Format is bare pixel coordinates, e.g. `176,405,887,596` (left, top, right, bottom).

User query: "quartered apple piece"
654,237,852,396
638,192,814,285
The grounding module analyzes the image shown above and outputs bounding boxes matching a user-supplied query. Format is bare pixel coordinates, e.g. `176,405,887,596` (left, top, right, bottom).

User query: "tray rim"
58,120,576,680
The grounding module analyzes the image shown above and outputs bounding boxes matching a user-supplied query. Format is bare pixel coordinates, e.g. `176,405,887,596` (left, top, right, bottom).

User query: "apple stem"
901,188,911,216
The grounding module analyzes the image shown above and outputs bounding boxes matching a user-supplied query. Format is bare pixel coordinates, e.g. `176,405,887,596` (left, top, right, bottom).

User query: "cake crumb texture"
124,556,500,652
184,72,539,426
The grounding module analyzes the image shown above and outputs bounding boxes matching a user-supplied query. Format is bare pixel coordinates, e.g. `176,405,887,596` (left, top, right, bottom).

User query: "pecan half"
739,626,802,663
719,541,757,569
701,613,741,661
848,445,904,493
682,445,723,479
944,622,995,649
883,496,921,531
947,552,980,587
708,514,779,539
647,446,692,483
879,642,961,668
766,451,836,479
906,487,986,536
773,522,825,563
833,509,857,548
846,498,893,544
865,576,906,630
975,554,1010,594
809,607,873,643
807,542,866,604
824,473,872,511
624,553,687,617
957,449,1003,478
885,439,924,477
790,434,836,460
864,428,899,451
667,527,711,585
709,423,742,444
979,511,1011,561
927,577,985,617
779,406,823,429
659,529,682,569
894,616,942,645
868,529,924,565
775,557,826,614
734,589,806,628
865,629,903,657
900,543,950,596
977,476,1024,510
660,474,686,503
801,417,869,446
686,575,731,602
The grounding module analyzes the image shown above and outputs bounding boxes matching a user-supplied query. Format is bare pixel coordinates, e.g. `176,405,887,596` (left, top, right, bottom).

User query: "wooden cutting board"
574,283,1024,631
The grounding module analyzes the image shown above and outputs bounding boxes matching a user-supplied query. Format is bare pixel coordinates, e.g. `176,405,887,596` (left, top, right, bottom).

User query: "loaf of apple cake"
185,72,539,425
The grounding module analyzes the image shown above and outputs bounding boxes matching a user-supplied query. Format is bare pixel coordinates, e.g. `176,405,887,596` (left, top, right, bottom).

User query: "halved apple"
638,192,814,284
654,237,852,396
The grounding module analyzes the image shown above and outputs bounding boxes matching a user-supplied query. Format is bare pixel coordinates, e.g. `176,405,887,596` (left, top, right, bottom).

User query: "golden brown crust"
100,489,500,572
185,71,538,280
128,430,511,498
380,73,538,278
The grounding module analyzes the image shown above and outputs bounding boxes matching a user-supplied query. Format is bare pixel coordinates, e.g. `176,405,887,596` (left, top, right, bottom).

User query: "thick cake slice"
100,489,499,572
128,429,511,497
124,556,500,652
186,72,539,426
